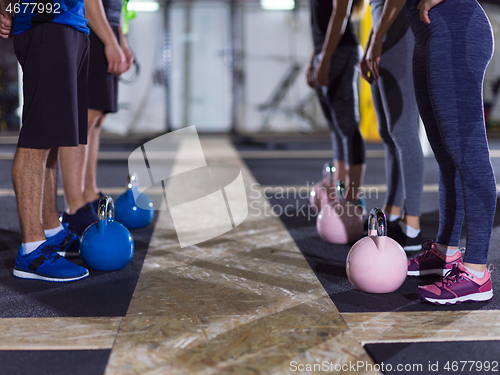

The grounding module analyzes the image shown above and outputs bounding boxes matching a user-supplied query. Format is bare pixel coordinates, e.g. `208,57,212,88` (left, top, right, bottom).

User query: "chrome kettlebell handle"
322,162,335,186
368,207,387,237
97,196,114,235
98,196,114,221
336,180,346,201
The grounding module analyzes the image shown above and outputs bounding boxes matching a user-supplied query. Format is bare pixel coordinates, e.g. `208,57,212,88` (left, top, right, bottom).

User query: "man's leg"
42,147,81,257
12,146,88,282
42,147,62,230
59,110,104,214
12,147,49,244
13,146,76,244
59,144,88,215
83,24,122,207
59,109,102,236
84,109,106,204
11,23,90,281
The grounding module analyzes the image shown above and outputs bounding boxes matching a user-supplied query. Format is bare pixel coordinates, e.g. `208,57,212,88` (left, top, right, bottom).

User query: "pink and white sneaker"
416,263,494,305
407,240,463,277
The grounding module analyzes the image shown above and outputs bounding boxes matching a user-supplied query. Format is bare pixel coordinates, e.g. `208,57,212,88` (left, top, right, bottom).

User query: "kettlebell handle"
336,180,346,201
368,207,387,237
322,162,335,186
97,196,114,234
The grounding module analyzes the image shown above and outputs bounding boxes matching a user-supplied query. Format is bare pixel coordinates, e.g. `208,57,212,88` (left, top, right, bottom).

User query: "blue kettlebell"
114,173,154,229
80,196,134,271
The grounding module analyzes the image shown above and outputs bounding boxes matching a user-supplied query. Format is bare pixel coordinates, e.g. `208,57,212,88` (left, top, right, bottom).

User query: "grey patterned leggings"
369,2,424,217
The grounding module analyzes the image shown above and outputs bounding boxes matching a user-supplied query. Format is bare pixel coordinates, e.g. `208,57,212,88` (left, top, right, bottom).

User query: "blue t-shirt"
13,0,89,35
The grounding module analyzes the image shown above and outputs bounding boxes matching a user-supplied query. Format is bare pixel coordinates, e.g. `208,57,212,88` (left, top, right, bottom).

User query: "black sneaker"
62,203,98,237
90,192,105,214
387,219,401,232
389,223,422,251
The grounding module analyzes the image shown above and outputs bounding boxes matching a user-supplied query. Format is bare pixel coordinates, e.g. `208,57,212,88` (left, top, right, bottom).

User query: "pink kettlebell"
316,181,364,244
310,162,335,212
346,208,408,293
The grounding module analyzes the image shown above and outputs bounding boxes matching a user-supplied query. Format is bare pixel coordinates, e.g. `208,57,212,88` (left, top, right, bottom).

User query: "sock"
398,221,420,238
388,214,400,222
22,240,46,255
464,265,485,279
436,244,460,257
44,224,64,238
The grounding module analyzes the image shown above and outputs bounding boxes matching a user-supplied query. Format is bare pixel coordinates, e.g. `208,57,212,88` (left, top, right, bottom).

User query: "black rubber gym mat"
236,139,500,312
364,341,500,375
272,194,500,312
0,197,158,318
0,350,111,375
0,140,160,318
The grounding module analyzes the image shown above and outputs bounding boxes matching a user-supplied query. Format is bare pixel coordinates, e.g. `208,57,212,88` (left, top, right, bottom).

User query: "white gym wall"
98,0,500,135
102,2,167,135
242,5,323,132
101,0,323,135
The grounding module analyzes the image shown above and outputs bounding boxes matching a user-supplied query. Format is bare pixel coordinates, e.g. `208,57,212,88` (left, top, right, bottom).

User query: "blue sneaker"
13,242,89,282
62,203,98,237
46,223,80,257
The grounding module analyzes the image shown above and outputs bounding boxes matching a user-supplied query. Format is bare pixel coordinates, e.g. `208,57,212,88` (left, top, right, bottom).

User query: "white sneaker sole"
13,268,89,282
407,268,450,277
404,244,423,251
421,290,493,305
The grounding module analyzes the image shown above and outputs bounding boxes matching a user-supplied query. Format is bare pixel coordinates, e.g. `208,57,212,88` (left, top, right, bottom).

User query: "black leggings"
314,45,365,165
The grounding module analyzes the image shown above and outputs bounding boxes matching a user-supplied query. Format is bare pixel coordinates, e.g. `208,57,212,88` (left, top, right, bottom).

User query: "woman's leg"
372,78,403,217
314,78,346,198
373,5,424,246
323,46,366,202
417,1,494,266
315,59,347,191
407,0,494,304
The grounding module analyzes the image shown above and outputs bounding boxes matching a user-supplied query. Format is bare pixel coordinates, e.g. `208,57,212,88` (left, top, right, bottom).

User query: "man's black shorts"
88,26,120,113
14,23,89,148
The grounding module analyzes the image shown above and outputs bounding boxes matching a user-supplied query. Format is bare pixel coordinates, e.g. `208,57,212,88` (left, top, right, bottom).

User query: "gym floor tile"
0,349,111,375
365,340,500,375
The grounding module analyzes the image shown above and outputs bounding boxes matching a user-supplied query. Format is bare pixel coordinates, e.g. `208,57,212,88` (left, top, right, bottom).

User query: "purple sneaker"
407,240,462,277
416,263,494,305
